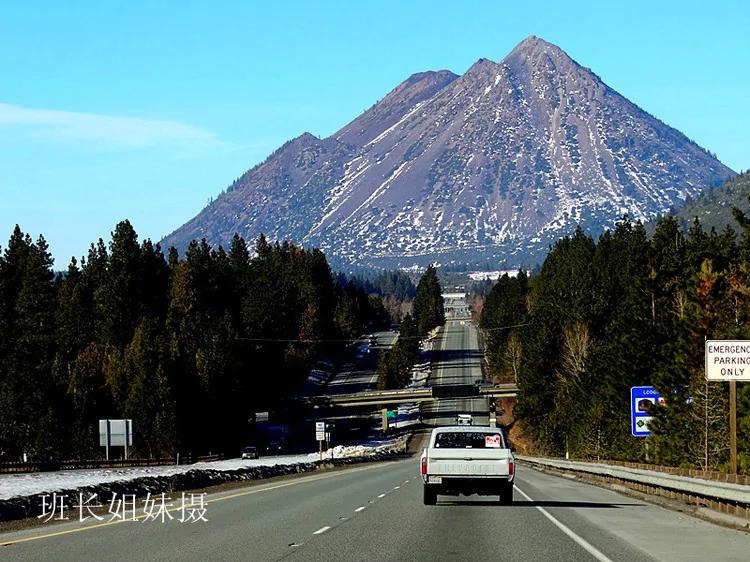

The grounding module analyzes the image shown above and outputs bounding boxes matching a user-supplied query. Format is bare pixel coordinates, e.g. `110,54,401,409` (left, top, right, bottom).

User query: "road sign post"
730,380,737,474
705,340,750,474
315,421,325,461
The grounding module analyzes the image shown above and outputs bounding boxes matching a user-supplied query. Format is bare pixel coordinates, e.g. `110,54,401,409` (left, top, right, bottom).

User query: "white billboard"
705,340,750,381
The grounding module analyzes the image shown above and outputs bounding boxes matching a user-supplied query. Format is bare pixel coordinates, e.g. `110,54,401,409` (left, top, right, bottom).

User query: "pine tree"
95,220,142,347
413,265,444,335
0,228,60,459
124,319,176,457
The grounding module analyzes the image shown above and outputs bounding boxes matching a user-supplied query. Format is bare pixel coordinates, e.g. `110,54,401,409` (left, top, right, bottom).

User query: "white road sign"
315,421,326,441
705,340,750,381
99,419,133,446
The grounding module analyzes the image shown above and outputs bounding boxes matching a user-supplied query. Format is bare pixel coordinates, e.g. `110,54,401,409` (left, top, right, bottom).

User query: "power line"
232,322,530,344
234,334,424,344
235,337,363,344
479,322,531,332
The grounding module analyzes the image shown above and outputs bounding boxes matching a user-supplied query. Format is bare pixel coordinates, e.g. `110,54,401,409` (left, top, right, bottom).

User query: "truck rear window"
434,432,506,448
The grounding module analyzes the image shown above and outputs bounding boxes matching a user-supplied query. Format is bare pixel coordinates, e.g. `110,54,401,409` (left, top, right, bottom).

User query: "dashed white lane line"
308,480,409,542
313,481,409,540
514,486,613,562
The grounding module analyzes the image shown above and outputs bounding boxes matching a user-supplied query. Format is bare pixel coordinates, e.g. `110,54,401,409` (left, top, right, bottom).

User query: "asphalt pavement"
3,458,749,561
423,320,489,426
6,318,748,561
325,331,399,395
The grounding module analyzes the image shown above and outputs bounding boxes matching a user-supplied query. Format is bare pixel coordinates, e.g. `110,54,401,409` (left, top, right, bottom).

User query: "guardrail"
518,456,750,518
479,384,519,397
0,453,223,474
590,459,750,486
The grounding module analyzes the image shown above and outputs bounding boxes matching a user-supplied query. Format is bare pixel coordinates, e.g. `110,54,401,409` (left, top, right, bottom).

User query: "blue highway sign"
630,386,662,437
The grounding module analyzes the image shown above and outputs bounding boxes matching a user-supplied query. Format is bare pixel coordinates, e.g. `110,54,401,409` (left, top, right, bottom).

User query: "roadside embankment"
0,436,409,522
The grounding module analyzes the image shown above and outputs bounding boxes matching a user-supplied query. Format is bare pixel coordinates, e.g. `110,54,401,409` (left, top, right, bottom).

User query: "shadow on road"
431,349,483,363
437,500,646,508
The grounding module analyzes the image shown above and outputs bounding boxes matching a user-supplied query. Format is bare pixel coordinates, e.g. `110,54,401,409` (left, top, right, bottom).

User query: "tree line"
337,270,416,325
0,221,397,461
481,214,750,473
377,265,445,389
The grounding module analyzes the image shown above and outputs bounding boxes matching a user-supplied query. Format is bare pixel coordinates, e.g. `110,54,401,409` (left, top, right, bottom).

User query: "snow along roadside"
0,436,408,521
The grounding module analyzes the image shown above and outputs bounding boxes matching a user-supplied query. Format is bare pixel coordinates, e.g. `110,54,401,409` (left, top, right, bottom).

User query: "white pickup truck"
420,426,515,505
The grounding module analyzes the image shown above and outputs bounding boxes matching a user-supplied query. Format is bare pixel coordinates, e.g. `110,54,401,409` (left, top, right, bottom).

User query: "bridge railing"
313,383,520,406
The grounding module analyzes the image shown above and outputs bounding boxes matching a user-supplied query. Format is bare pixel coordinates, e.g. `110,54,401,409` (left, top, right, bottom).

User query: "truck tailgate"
428,448,513,477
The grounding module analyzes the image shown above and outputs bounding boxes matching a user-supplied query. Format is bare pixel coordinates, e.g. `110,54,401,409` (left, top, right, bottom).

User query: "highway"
2,315,750,561
3,455,750,561
325,331,399,395
309,331,399,436
423,320,489,426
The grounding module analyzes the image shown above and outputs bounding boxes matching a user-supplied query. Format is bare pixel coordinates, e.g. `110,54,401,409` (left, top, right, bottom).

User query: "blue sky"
1,0,748,266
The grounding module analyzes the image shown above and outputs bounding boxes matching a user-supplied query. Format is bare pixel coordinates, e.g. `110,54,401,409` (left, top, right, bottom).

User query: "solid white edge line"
312,526,331,535
514,485,614,562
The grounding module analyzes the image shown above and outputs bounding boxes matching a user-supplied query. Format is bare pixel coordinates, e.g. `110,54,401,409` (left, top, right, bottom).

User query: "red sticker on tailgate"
485,434,501,448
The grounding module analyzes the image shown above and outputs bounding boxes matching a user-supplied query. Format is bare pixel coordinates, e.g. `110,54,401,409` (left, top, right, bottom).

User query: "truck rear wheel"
423,486,437,506
499,483,514,505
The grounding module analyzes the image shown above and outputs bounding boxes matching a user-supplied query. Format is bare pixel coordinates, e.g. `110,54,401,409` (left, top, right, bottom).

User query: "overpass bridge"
306,383,519,408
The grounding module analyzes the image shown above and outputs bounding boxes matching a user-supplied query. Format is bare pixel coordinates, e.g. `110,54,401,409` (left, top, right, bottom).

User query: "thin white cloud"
0,102,217,148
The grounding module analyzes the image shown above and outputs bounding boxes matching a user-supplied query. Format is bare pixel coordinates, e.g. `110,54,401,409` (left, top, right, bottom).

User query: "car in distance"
263,441,284,455
241,446,259,459
456,414,473,425
421,426,515,505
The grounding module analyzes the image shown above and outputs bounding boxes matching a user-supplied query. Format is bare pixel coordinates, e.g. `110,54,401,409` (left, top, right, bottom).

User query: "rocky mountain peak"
507,35,559,56
163,39,735,270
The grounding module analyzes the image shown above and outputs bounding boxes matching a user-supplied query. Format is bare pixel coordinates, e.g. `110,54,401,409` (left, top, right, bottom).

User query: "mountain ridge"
162,36,735,269
665,171,750,233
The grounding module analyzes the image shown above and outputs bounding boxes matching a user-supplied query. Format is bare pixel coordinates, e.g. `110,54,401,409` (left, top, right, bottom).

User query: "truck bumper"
427,476,513,496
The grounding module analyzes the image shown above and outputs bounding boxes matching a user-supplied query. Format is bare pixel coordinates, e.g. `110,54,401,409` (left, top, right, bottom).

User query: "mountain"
667,171,750,233
162,36,735,269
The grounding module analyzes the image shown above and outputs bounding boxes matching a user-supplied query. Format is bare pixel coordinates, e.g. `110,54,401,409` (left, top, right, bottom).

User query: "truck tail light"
508,460,515,476
421,457,427,476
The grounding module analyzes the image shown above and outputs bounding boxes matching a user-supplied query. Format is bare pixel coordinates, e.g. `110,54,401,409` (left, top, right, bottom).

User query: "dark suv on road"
241,446,259,459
